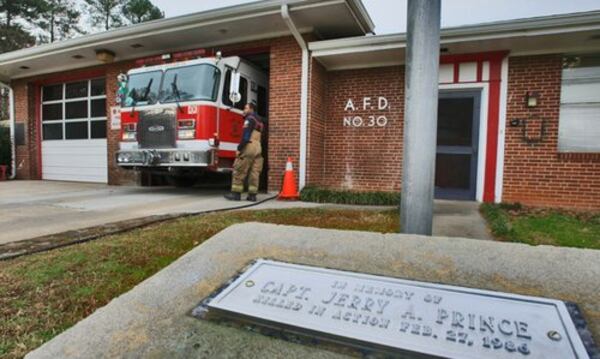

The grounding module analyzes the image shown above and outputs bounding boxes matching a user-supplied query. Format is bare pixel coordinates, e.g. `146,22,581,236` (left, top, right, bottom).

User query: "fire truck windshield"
160,64,221,103
124,71,162,107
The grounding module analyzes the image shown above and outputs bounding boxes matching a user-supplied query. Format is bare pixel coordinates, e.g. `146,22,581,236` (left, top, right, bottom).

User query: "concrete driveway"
0,180,490,246
0,180,285,245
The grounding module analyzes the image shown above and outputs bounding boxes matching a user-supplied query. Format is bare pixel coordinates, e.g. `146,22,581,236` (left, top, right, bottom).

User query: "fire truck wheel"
167,176,197,188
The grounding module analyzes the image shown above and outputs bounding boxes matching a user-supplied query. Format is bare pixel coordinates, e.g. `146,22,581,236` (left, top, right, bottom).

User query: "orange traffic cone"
278,157,300,200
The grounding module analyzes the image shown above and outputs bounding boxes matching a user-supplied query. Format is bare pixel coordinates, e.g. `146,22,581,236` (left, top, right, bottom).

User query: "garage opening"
125,50,271,191
41,79,108,183
239,52,270,192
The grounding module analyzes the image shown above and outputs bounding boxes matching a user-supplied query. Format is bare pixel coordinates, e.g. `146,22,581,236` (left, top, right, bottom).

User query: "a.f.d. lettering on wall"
343,96,390,128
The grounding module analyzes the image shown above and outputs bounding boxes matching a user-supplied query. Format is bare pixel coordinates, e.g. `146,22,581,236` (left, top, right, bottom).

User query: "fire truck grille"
138,108,177,149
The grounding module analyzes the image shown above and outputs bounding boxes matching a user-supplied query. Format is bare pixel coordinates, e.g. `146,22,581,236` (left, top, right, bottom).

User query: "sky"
151,0,600,35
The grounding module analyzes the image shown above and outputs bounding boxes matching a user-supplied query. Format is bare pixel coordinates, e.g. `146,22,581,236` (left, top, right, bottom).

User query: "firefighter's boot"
224,192,241,201
247,193,257,202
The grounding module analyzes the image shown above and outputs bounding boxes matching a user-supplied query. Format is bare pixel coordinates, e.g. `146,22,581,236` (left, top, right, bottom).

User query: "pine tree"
122,0,163,24
84,0,125,31
0,25,36,52
38,0,83,43
0,0,43,53
0,0,44,28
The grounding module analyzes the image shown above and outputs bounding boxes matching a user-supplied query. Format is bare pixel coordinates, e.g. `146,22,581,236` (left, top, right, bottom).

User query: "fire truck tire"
167,176,197,188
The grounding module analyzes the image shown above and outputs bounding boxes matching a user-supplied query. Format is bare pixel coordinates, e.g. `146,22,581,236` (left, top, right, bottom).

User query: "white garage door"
41,78,108,183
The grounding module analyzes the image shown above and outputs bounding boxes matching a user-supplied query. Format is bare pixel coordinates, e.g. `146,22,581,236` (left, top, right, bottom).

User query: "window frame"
41,78,107,141
558,65,600,153
122,70,163,107
159,63,221,104
222,68,248,111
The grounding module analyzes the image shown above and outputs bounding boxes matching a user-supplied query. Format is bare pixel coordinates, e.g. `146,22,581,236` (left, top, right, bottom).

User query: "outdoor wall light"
95,49,116,63
526,91,539,108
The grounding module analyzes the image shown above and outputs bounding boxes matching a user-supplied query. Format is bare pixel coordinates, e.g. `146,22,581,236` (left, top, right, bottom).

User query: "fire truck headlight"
122,132,136,141
117,153,131,163
178,129,195,140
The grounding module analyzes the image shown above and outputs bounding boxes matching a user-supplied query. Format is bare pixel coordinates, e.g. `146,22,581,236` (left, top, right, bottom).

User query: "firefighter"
224,102,264,202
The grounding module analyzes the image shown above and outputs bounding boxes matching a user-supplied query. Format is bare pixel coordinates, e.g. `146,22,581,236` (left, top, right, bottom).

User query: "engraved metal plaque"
196,259,593,358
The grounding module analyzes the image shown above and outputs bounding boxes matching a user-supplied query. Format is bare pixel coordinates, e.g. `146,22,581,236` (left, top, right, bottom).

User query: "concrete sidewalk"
433,200,492,240
296,200,492,240
0,180,282,245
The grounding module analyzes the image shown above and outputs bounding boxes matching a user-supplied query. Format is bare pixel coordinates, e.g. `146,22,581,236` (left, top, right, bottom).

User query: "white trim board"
495,57,510,203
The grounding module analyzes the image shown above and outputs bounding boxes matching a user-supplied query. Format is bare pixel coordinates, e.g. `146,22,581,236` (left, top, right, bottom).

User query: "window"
122,71,162,107
558,57,600,152
42,78,107,141
222,69,247,110
160,64,220,103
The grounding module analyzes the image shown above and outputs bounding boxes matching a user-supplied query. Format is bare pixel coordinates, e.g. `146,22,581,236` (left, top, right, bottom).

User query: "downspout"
281,4,308,190
0,82,16,179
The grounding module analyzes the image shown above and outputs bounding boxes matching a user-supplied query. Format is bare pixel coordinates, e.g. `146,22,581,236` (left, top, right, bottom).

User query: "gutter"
0,82,16,179
281,4,309,190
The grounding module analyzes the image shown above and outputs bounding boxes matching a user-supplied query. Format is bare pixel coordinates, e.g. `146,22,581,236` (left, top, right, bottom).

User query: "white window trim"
41,78,107,141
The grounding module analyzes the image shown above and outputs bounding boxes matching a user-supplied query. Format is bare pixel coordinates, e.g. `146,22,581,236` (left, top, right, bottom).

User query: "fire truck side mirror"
229,71,242,104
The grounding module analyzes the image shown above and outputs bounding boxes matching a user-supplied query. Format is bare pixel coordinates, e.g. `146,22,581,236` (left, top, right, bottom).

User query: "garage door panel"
43,158,106,173
43,165,107,177
42,140,108,183
42,153,107,167
41,139,107,152
42,146,108,155
42,172,108,183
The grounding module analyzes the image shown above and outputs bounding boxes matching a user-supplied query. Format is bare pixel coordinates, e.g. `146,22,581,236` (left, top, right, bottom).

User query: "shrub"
300,186,400,206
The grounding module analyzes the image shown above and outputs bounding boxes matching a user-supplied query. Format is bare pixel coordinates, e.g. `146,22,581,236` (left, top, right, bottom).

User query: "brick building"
0,1,598,209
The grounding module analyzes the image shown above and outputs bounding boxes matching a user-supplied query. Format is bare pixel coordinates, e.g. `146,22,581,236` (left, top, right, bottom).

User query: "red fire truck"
116,52,268,186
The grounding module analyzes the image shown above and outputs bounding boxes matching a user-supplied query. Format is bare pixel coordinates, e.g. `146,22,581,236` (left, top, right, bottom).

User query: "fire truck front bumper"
116,149,214,167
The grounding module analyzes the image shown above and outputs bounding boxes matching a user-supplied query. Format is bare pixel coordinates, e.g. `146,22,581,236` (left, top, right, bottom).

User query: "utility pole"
401,0,441,235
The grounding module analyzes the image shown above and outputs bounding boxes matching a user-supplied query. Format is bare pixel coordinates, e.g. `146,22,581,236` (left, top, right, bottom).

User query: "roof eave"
0,0,375,69
310,10,600,55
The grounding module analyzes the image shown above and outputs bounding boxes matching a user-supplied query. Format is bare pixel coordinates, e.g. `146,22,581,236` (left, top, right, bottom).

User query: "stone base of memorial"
26,223,599,359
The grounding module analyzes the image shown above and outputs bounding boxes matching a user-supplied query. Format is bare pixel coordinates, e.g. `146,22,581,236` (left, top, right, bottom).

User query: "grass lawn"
0,208,397,359
1,205,598,358
480,203,600,249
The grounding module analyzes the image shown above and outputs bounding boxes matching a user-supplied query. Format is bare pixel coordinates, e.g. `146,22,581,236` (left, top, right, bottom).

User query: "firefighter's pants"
231,140,263,194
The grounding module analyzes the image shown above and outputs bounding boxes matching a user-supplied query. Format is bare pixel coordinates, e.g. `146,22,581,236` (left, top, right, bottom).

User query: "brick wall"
502,55,600,210
105,61,138,185
263,37,302,190
312,66,405,191
307,58,327,185
12,80,36,179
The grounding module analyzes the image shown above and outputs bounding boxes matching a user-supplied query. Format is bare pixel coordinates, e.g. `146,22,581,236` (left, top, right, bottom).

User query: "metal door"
435,91,481,200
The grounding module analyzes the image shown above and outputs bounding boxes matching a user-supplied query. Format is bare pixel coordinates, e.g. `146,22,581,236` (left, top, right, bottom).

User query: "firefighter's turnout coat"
231,113,264,194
